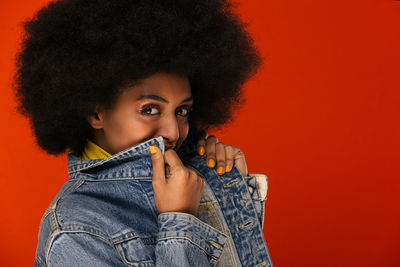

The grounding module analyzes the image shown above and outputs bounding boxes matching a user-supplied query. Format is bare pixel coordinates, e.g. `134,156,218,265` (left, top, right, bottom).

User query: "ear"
87,106,105,129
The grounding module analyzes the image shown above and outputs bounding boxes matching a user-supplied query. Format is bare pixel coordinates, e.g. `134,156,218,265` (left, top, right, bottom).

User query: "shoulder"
36,177,157,255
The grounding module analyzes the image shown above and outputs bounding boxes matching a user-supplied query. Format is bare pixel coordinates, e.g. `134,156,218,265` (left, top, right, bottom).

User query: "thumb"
149,146,166,184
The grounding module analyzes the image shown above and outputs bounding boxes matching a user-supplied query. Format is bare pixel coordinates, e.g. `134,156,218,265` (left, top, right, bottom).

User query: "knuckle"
165,149,174,157
152,180,161,188
216,142,225,149
217,160,225,165
189,170,199,178
236,150,245,158
150,151,160,159
207,152,216,158
224,144,234,150
176,166,189,177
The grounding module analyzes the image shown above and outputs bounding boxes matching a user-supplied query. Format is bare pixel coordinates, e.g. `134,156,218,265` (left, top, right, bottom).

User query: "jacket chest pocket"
196,188,242,266
196,183,229,233
113,233,156,267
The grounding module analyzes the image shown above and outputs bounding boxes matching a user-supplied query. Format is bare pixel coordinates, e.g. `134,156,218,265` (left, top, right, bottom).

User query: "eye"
140,104,160,115
176,106,192,117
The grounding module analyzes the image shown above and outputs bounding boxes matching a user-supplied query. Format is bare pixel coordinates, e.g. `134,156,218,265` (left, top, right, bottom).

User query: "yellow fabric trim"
79,140,112,160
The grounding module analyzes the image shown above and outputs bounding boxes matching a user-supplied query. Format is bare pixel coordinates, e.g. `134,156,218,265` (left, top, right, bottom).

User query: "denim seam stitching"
45,229,113,264
113,240,155,267
237,176,271,266
35,256,46,267
138,181,159,221
68,147,148,171
117,253,155,267
158,212,227,238
182,164,243,264
260,200,266,229
112,234,140,245
60,223,109,237
68,137,164,173
43,179,85,261
157,236,220,260
186,161,269,266
69,176,152,181
55,181,90,227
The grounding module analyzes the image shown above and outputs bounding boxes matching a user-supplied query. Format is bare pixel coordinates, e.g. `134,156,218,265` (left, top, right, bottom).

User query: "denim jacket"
34,136,273,266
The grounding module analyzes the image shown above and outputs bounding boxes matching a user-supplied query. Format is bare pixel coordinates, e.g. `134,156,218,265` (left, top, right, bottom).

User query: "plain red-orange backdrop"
1,0,399,266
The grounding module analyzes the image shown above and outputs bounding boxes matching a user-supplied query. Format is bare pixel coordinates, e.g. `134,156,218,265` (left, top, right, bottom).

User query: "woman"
15,0,272,266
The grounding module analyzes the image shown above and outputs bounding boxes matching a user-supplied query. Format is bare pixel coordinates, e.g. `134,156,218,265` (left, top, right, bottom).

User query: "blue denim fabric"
35,136,273,266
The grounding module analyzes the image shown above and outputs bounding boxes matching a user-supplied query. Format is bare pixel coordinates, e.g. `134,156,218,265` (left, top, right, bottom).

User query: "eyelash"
139,104,160,115
176,105,192,117
139,104,192,117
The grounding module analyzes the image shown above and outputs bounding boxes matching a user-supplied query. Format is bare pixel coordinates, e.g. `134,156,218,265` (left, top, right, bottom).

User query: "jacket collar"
67,134,198,180
67,136,165,178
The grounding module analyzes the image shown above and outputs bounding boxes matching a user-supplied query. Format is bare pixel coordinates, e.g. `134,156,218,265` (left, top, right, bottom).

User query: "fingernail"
198,146,205,156
208,159,215,168
149,146,156,154
225,165,230,172
217,167,224,175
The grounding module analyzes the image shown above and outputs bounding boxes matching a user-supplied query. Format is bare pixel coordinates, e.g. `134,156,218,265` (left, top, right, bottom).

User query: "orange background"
1,0,399,266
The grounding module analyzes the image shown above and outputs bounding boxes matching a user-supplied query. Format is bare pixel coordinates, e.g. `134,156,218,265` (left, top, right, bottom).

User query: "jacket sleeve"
45,232,126,267
244,173,269,229
43,213,227,267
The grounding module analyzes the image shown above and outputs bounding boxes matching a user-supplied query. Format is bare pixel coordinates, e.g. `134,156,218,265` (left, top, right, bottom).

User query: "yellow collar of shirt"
79,140,112,160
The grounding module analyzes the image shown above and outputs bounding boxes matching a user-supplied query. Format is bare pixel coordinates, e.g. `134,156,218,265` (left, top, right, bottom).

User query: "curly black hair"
15,0,262,156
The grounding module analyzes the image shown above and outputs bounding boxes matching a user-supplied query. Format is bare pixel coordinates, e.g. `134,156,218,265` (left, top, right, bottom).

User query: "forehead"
120,72,192,102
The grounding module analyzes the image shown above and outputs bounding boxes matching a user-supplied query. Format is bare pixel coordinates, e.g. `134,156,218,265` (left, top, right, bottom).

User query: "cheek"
178,120,189,141
128,118,159,141
111,113,157,144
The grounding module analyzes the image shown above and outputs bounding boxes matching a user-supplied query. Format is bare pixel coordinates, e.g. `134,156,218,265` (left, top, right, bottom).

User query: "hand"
196,133,248,177
150,146,205,215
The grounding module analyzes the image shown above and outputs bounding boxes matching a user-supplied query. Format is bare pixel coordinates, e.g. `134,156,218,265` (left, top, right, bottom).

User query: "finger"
164,149,185,172
206,135,218,168
215,142,226,175
196,134,206,156
149,146,166,184
234,150,248,177
224,145,235,172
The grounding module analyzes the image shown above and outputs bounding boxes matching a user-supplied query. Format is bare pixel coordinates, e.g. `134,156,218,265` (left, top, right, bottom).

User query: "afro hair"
15,0,262,156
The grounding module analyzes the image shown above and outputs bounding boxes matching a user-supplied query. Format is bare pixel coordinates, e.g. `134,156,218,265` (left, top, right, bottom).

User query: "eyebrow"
136,94,193,104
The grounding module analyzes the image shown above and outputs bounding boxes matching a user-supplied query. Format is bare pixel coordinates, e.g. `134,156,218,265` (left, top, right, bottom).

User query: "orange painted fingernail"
198,146,205,156
217,167,224,175
226,165,231,172
208,159,215,168
149,146,156,154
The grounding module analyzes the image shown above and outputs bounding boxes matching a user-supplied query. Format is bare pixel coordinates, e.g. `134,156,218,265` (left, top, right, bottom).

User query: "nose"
157,113,179,146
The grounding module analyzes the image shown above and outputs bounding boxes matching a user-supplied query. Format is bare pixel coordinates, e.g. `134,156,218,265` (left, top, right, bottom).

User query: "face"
88,72,192,154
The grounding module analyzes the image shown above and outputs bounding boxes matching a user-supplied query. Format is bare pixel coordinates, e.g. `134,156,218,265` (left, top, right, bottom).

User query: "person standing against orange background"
15,0,272,266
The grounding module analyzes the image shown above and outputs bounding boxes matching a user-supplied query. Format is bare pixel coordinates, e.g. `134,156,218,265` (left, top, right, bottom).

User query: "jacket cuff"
245,173,268,202
157,212,227,260
245,173,268,228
